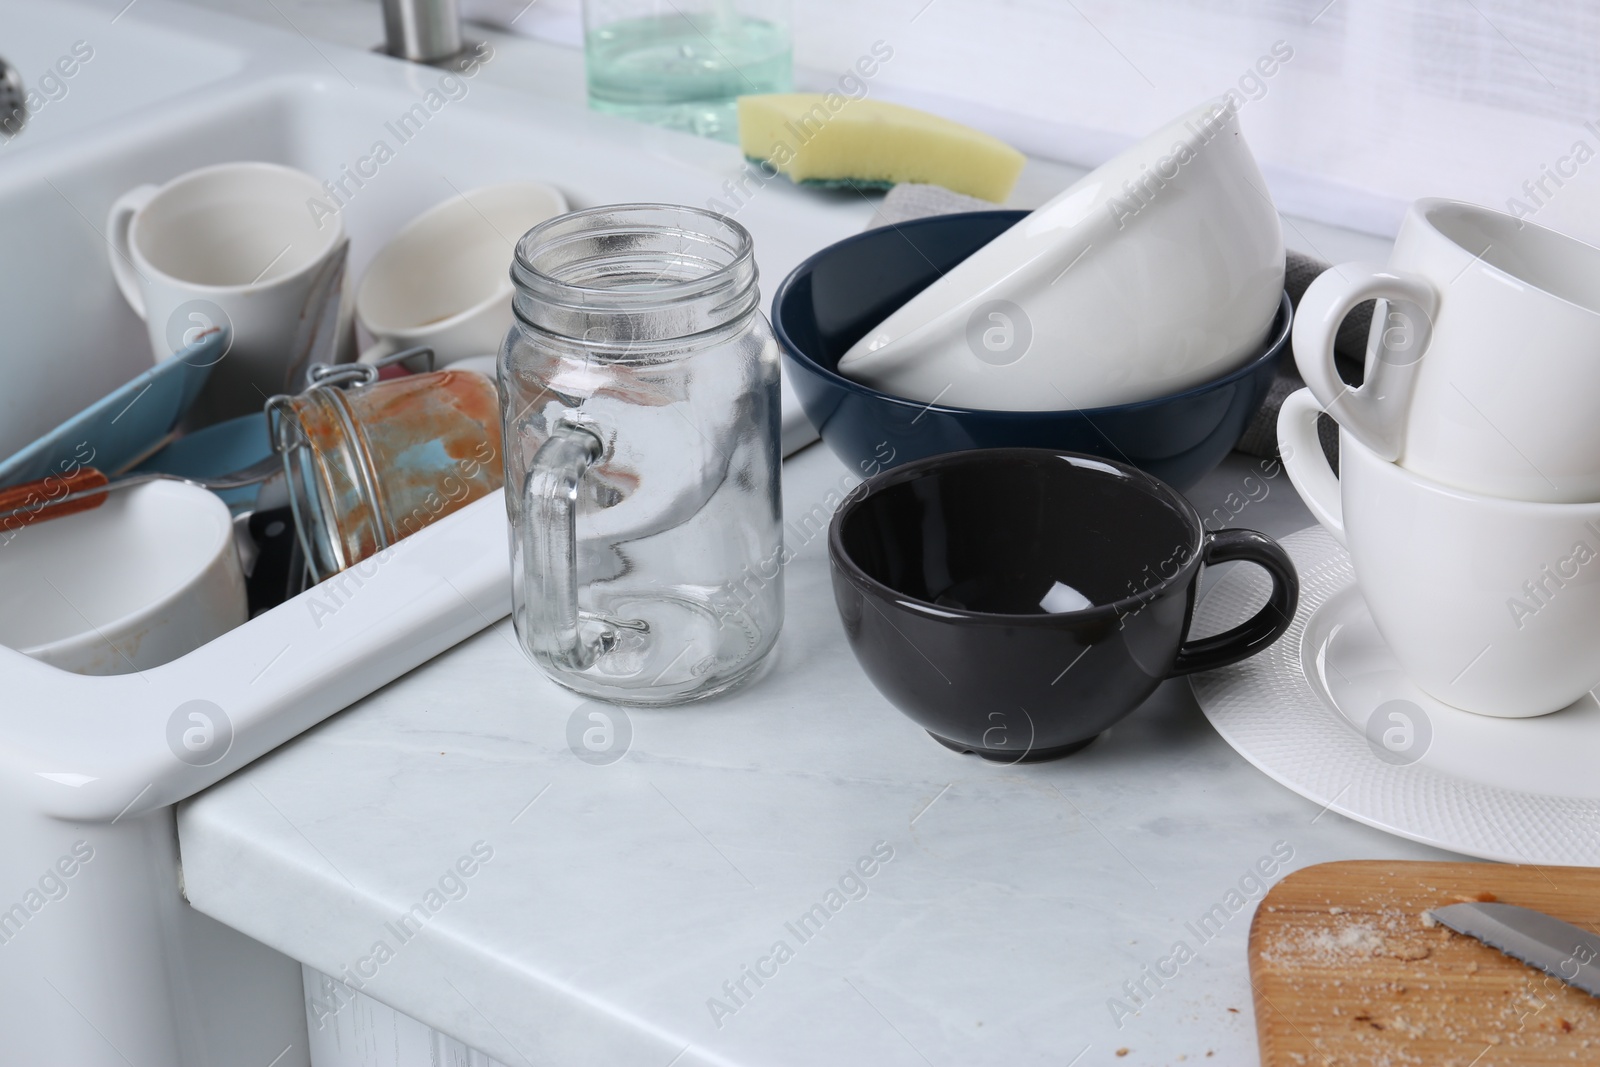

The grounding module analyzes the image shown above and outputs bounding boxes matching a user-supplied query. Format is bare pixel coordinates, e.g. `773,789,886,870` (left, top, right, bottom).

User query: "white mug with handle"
1294,198,1600,504
1278,387,1600,718
356,181,567,366
107,161,349,423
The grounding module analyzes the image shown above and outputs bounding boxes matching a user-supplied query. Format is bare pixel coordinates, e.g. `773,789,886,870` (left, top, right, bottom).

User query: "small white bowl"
0,480,247,675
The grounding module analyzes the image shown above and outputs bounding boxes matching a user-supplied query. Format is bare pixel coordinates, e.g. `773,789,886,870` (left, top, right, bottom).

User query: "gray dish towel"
867,184,1368,463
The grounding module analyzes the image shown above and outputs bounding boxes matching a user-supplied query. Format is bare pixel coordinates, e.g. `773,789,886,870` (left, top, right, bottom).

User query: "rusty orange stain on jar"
289,369,505,574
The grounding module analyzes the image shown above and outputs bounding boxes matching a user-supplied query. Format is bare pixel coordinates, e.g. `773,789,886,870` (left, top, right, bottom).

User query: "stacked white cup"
1279,198,1600,718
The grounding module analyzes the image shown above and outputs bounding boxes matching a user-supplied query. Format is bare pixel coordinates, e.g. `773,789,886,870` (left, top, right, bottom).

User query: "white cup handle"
106,184,160,319
1291,263,1439,461
1277,388,1345,546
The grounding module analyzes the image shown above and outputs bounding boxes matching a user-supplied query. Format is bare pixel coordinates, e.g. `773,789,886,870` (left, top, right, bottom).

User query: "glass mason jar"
501,204,783,706
583,0,792,141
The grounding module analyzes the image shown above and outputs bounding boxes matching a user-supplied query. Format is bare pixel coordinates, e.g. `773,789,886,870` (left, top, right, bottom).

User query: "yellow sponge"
736,94,1025,203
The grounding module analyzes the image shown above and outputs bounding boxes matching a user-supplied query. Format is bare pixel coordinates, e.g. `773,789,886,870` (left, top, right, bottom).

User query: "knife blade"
1429,902,1600,998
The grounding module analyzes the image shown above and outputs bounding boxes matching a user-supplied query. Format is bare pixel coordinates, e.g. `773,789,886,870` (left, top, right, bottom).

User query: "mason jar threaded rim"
510,203,759,340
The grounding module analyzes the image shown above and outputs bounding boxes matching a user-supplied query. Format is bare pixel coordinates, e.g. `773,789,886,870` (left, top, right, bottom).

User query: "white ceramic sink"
0,3,873,1064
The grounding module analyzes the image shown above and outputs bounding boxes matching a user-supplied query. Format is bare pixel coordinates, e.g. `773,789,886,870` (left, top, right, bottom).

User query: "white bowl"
0,480,247,675
838,98,1285,411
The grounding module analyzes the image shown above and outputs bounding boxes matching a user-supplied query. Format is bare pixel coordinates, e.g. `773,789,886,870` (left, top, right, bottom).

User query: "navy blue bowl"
773,210,1292,490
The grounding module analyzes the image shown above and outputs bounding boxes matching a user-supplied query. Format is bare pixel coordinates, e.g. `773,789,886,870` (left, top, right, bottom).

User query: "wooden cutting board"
1250,861,1600,1067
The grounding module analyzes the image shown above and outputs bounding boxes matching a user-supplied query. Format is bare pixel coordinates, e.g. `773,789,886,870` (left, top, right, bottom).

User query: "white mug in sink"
0,480,247,675
837,97,1285,412
1294,198,1600,504
107,161,350,422
355,181,568,366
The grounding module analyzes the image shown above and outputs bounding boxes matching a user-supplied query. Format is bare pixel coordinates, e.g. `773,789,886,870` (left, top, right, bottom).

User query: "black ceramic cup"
828,448,1299,762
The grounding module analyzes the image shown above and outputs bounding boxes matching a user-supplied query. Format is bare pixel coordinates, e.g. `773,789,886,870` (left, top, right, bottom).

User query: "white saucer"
1190,525,1600,865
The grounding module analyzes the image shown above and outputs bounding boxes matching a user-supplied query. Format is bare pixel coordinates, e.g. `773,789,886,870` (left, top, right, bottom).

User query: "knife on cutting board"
1429,902,1600,998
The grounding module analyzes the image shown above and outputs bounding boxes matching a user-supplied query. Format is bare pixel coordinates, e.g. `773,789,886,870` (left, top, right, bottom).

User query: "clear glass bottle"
583,0,792,142
501,204,783,706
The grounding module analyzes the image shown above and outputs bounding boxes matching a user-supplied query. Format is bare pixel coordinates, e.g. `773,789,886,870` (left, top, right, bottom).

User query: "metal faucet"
380,0,472,65
0,57,25,138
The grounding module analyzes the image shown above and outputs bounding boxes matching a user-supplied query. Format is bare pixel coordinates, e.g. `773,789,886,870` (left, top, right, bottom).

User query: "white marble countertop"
179,440,1463,1067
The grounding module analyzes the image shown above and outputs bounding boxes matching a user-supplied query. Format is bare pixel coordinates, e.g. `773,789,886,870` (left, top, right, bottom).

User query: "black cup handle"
1168,528,1299,677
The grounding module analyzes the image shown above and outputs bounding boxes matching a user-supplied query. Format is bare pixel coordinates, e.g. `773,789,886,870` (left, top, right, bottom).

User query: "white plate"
1190,525,1600,865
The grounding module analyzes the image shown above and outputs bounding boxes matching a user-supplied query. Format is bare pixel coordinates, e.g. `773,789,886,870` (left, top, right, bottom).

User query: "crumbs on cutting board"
1256,899,1598,1063
1258,907,1434,965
